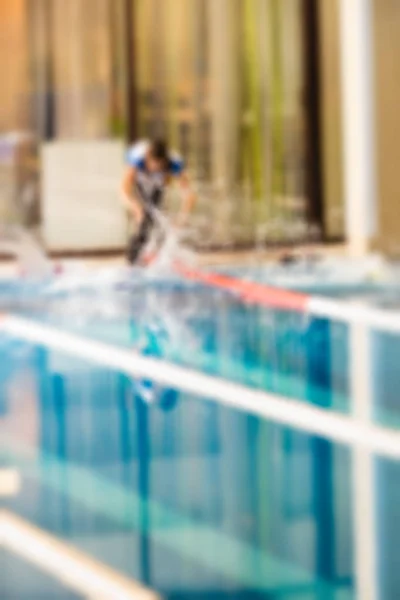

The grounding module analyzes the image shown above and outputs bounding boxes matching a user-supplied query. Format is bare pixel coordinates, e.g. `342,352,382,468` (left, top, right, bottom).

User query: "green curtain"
238,0,264,201
268,0,285,202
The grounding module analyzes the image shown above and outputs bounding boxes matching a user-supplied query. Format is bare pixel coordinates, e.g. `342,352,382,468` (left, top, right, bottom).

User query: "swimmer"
120,138,196,264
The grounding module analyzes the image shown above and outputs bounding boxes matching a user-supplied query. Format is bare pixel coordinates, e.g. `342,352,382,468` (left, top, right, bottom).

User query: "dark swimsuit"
126,142,184,264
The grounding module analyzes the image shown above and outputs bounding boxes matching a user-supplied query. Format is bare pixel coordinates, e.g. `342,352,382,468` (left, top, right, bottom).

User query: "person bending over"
120,138,196,264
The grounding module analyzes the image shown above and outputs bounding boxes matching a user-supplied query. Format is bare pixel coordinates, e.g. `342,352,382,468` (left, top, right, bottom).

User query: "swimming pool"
1,267,400,599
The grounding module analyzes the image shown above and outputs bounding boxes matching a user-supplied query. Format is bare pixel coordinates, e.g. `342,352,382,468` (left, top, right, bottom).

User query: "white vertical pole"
350,323,378,600
339,0,377,256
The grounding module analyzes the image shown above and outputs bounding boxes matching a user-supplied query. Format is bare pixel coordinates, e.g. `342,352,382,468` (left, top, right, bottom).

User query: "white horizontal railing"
1,315,400,460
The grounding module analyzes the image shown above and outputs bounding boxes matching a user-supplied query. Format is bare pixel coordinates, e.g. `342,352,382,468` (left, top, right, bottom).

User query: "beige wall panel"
318,0,344,239
373,0,400,255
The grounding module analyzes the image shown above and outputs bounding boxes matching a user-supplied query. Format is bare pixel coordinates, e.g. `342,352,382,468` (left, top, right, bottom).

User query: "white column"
339,0,377,256
350,323,378,600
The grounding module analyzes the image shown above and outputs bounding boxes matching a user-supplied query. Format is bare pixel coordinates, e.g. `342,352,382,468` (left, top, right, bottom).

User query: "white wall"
42,141,128,252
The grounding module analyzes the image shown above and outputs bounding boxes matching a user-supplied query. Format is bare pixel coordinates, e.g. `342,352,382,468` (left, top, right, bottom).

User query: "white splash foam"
0,226,52,278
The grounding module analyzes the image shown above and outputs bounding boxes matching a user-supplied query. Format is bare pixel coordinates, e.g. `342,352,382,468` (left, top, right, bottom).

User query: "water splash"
0,226,53,278
46,208,198,297
141,208,197,274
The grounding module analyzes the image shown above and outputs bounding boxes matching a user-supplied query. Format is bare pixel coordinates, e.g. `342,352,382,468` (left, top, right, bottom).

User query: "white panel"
42,141,128,251
350,323,378,600
339,0,377,256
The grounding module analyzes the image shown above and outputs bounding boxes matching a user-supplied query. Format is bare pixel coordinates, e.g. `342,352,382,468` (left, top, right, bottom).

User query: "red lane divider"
175,262,309,313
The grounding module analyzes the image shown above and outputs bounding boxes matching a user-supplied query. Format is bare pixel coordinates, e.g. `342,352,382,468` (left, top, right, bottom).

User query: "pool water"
1,340,355,599
1,277,353,414
1,269,400,598
2,275,400,427
1,551,83,600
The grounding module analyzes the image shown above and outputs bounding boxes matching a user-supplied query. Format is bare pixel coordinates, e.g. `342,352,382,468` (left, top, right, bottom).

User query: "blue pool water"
2,275,400,427
1,340,355,599
1,278,352,413
1,551,82,599
1,270,400,598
